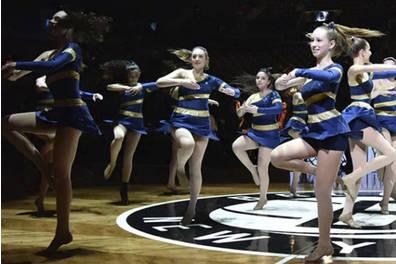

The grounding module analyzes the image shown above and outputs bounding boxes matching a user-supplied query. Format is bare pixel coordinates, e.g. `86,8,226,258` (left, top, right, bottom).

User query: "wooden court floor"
1,183,386,264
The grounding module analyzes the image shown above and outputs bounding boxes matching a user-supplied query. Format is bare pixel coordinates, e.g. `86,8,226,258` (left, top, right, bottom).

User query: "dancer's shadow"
17,210,56,218
108,199,146,206
35,248,98,260
159,190,189,196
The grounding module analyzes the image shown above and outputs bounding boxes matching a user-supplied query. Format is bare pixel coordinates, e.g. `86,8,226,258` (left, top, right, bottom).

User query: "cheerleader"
232,68,282,210
270,22,351,262
2,9,110,252
102,60,159,204
339,34,396,227
156,46,240,225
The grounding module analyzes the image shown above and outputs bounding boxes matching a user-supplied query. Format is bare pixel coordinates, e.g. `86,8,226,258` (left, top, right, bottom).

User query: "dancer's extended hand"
181,79,200,90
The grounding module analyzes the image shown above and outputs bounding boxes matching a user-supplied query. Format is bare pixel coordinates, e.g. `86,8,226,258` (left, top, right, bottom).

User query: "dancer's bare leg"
36,135,55,213
339,140,366,228
270,137,317,174
305,149,343,261
232,135,260,185
380,129,396,213
46,126,81,253
167,139,178,192
290,171,301,197
104,124,126,179
171,127,194,188
181,135,208,226
2,112,56,180
342,127,396,201
119,131,141,203
254,147,272,210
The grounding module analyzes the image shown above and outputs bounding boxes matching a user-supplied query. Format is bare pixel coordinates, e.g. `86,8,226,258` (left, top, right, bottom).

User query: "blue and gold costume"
242,91,282,148
372,78,396,133
280,94,308,143
114,82,159,134
296,64,350,150
170,75,240,138
342,71,396,139
15,42,101,134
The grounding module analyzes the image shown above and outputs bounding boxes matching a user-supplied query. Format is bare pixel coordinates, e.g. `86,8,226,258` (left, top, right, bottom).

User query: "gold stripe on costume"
293,110,308,114
218,82,227,91
119,110,143,118
304,79,313,85
290,116,306,124
375,110,396,116
46,70,80,85
120,99,144,107
293,101,305,105
272,98,282,104
308,109,340,123
348,72,369,86
252,123,279,131
54,98,86,107
37,99,55,104
178,94,210,100
374,100,396,108
305,92,336,106
62,48,76,62
351,94,370,100
253,113,264,117
348,101,373,110
174,107,209,117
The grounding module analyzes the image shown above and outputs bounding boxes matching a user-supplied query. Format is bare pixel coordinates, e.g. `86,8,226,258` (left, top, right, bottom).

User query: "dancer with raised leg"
156,46,240,225
2,9,110,252
270,22,351,262
279,87,308,197
232,68,282,210
102,60,159,204
372,56,396,213
339,35,396,226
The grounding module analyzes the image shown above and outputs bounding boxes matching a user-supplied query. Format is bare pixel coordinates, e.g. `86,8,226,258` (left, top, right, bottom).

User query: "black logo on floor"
117,191,396,261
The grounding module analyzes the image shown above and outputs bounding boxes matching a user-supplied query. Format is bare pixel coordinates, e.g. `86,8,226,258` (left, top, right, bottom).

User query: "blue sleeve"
296,67,342,83
257,92,282,114
15,52,74,74
214,77,240,98
372,71,396,80
142,82,160,92
257,102,282,114
80,90,94,101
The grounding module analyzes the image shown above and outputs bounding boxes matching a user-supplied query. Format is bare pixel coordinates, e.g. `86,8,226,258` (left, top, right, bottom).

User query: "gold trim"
374,100,396,108
174,107,209,117
218,82,227,92
272,98,282,104
46,70,80,85
252,123,279,131
37,99,55,104
63,48,76,62
351,93,370,100
305,92,335,106
375,110,396,116
290,116,306,124
329,67,343,82
178,94,210,100
308,109,340,123
120,99,144,107
119,110,143,118
293,110,308,114
304,79,313,85
54,98,86,107
348,101,373,110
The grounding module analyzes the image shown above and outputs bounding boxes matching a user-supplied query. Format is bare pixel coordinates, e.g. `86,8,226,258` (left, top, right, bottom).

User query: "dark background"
2,0,396,200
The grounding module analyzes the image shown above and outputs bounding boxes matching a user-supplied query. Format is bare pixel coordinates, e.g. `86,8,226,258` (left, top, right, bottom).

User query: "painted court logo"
117,191,396,262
